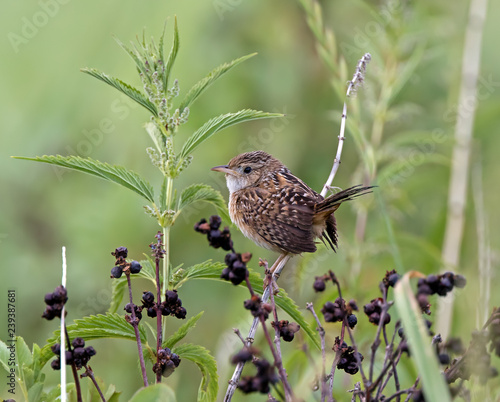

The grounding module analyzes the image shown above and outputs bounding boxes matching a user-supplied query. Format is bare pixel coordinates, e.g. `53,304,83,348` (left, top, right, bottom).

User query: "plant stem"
329,319,346,397
155,248,163,384
224,254,291,401
268,276,292,400
163,176,174,294
436,0,488,339
64,326,82,402
369,287,389,383
259,313,293,401
306,302,329,402
126,273,149,387
83,365,106,402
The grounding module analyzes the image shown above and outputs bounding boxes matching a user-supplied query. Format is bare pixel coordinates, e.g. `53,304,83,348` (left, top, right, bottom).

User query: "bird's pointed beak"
211,165,237,175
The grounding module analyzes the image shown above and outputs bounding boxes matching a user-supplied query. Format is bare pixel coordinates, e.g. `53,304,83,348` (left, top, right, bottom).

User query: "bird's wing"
234,177,320,254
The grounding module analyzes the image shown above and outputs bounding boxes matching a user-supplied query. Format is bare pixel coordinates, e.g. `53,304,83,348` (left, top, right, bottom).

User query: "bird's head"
211,151,283,193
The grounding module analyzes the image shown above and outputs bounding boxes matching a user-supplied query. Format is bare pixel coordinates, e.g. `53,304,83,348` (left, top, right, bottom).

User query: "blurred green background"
1,0,500,400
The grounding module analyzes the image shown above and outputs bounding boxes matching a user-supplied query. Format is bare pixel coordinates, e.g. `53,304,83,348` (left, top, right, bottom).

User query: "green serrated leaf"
394,272,451,402
13,155,155,203
172,260,227,289
172,344,217,402
179,53,256,113
81,68,158,116
40,314,147,366
180,109,284,158
164,16,179,92
114,37,150,82
177,184,230,223
130,383,177,402
172,262,321,350
163,311,204,349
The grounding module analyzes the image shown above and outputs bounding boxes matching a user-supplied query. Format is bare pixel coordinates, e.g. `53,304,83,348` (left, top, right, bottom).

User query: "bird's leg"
263,253,286,288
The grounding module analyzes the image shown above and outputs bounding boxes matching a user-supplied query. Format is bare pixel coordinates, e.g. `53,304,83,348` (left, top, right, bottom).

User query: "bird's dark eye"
243,166,252,174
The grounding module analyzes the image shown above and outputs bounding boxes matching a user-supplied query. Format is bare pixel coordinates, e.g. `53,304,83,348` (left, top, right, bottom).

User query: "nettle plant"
9,19,311,401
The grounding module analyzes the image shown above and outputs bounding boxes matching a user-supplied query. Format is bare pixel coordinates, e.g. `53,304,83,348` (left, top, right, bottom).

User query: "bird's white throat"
225,174,244,194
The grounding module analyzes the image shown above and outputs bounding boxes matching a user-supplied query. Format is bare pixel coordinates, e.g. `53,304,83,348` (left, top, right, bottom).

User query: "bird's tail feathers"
316,185,375,214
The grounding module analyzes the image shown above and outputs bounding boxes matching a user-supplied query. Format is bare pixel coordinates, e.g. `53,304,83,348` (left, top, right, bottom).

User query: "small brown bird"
211,151,373,256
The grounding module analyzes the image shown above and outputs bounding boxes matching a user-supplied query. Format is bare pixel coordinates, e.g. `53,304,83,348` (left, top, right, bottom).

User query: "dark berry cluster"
313,276,327,292
416,272,466,314
364,298,391,326
221,252,251,285
272,320,301,342
231,347,258,364
244,295,271,319
153,347,181,378
50,338,96,371
162,290,187,319
137,290,187,320
110,246,142,278
312,270,340,292
383,269,400,288
124,302,143,321
42,285,68,320
194,216,233,251
238,359,279,394
321,297,358,329
335,339,364,375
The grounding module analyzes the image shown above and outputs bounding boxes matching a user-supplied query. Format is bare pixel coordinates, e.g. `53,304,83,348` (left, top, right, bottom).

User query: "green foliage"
394,273,452,402
172,343,218,402
0,337,49,402
172,261,321,350
178,53,256,113
129,383,177,402
13,155,155,203
164,17,180,91
163,311,204,349
40,314,148,366
177,184,230,223
180,109,284,158
81,68,158,116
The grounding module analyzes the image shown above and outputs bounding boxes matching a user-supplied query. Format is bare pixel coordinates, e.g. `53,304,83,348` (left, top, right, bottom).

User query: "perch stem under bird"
212,151,374,270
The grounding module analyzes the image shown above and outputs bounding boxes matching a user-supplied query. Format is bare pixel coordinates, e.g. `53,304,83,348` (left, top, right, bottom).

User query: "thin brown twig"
154,238,163,384
306,302,330,402
233,328,247,346
82,365,106,402
64,326,82,402
269,275,285,371
126,272,149,387
321,53,371,198
224,253,291,401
